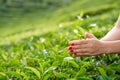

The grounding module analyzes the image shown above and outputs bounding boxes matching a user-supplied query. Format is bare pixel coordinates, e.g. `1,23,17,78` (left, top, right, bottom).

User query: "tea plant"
0,13,120,80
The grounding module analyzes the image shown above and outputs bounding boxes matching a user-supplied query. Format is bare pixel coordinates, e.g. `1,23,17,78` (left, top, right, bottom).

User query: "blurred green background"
0,0,119,44
0,0,120,79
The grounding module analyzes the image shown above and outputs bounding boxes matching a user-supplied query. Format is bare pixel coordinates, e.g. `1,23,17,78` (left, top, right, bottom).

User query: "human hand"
68,33,105,56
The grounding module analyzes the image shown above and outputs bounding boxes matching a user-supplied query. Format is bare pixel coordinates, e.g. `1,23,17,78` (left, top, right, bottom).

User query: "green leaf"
97,67,107,78
43,66,56,76
0,72,6,76
64,57,74,61
68,61,79,69
1,54,7,61
76,67,86,77
7,71,22,79
25,67,40,79
43,74,51,80
39,63,44,74
77,77,92,80
53,71,67,78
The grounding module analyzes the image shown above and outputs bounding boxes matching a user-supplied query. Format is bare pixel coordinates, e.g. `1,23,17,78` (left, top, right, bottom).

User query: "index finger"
69,40,88,46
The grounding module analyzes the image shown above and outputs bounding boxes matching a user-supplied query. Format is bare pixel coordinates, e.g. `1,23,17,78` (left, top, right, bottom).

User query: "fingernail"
70,43,74,46
74,53,77,56
68,46,72,50
70,49,73,53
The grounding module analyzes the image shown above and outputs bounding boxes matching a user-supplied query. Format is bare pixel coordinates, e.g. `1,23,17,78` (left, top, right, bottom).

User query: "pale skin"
68,16,120,56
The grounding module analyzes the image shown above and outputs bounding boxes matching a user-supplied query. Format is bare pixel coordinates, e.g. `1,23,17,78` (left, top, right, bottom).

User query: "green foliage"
0,14,120,79
25,67,41,79
0,0,119,37
0,0,120,80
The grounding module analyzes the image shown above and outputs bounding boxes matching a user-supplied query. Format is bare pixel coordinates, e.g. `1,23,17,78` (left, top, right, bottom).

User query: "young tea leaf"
97,67,107,79
25,67,40,79
0,72,6,76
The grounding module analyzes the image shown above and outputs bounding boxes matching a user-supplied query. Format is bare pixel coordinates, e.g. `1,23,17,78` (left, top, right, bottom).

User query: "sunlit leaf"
25,67,40,79
64,57,74,61
0,72,6,76
76,67,86,77
68,61,79,69
97,67,107,78
43,66,56,76
1,54,7,61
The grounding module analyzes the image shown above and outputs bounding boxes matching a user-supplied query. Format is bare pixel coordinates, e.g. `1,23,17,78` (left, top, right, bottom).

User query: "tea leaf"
97,67,107,78
25,67,40,79
0,72,6,76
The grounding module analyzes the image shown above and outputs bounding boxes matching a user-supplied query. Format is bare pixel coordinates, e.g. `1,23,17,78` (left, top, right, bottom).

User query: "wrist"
100,41,112,54
101,41,120,54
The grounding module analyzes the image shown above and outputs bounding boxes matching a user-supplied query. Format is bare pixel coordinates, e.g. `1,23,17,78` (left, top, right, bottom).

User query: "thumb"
85,32,97,39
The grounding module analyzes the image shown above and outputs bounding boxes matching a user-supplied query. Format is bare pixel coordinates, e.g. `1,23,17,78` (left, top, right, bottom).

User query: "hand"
68,39,105,56
68,33,105,56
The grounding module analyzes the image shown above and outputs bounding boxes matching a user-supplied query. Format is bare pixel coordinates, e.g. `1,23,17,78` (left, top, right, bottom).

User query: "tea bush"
0,13,120,80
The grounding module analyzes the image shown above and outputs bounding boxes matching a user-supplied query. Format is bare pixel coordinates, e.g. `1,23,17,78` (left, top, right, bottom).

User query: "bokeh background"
0,0,120,80
0,0,119,45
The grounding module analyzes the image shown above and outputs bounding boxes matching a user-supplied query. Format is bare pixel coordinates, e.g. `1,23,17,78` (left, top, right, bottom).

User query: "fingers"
68,34,98,57
73,49,88,53
68,41,89,56
68,46,89,53
68,47,96,57
85,32,97,39
68,44,88,52
69,40,88,46
71,44,88,49
68,48,89,53
75,53,93,56
72,52,93,57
